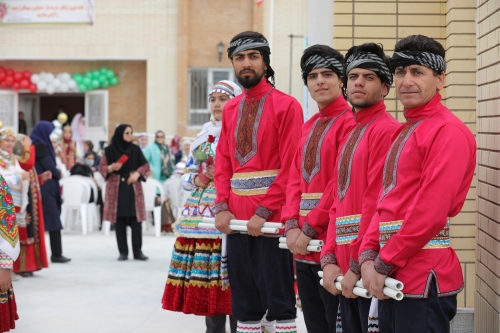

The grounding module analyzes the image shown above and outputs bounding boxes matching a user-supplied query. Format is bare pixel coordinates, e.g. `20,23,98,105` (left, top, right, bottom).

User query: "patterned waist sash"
230,169,279,196
299,193,322,216
379,220,450,249
336,214,361,245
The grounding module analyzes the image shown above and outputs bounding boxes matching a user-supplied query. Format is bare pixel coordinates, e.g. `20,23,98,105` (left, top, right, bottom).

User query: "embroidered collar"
318,95,349,120
403,93,442,123
352,100,387,127
243,78,273,102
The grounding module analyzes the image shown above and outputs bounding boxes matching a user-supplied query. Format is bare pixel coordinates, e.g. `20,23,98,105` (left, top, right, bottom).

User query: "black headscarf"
104,124,147,176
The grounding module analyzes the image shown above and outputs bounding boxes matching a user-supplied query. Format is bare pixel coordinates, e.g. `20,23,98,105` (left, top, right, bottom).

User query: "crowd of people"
0,30,475,333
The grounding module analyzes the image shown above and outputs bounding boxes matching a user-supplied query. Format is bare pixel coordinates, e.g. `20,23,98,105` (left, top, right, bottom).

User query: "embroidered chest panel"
380,121,422,201
234,91,272,166
337,123,371,201
301,111,345,184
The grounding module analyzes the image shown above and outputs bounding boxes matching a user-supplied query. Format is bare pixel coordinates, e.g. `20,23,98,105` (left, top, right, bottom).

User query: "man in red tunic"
359,35,476,332
214,31,303,333
282,44,355,333
318,43,400,333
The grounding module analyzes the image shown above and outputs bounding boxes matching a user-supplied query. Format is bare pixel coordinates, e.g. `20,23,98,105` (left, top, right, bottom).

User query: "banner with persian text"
0,0,94,24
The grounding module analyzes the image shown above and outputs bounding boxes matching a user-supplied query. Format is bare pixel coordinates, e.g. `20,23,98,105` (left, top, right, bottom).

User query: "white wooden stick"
384,277,404,291
198,223,279,234
334,282,372,298
278,243,322,252
202,218,283,229
318,271,323,278
278,237,323,246
383,287,403,301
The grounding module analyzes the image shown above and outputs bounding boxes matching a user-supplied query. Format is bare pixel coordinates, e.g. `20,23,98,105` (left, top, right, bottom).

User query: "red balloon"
29,84,37,93
23,70,32,80
5,69,13,76
0,72,5,81
20,79,30,89
4,76,14,86
0,66,4,72
12,82,20,91
0,82,8,89
13,72,23,82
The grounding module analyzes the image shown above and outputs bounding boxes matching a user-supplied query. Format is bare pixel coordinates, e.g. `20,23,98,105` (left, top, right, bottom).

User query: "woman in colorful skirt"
0,174,20,331
162,80,241,333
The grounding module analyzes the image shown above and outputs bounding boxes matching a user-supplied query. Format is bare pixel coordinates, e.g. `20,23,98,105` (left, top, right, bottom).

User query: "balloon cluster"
72,67,119,92
0,67,37,92
51,113,69,139
31,72,79,95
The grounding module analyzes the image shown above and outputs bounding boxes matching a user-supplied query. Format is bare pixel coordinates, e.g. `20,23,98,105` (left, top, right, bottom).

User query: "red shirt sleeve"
319,196,337,268
305,176,336,235
349,123,399,273
378,124,476,271
214,105,234,213
255,99,304,218
282,148,302,230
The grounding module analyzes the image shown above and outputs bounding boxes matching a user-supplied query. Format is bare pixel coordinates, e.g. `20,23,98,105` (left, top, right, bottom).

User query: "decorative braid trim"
374,254,395,276
302,221,319,238
275,320,297,333
359,249,378,266
256,205,273,219
0,252,13,270
214,202,229,215
321,253,337,269
350,258,361,275
236,321,262,333
284,218,299,234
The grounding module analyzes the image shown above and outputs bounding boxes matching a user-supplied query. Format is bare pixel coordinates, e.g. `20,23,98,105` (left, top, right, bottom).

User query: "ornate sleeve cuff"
359,249,378,266
349,258,361,275
374,254,395,276
284,218,299,234
214,202,229,215
320,254,337,269
0,251,13,271
255,205,273,220
302,221,319,238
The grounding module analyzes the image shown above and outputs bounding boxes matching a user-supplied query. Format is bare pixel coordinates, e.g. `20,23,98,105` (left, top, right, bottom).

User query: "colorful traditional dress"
0,175,20,332
0,150,29,225
60,138,76,171
162,120,233,316
14,145,48,273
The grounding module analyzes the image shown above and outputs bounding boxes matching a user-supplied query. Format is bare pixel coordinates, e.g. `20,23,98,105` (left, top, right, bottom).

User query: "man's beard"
236,69,266,89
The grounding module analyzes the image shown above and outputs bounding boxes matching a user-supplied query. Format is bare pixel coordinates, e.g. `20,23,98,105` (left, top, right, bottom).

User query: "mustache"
239,69,256,75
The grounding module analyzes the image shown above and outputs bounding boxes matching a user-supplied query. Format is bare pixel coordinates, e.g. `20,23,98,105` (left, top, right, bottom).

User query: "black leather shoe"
51,255,71,263
118,254,128,261
133,253,149,261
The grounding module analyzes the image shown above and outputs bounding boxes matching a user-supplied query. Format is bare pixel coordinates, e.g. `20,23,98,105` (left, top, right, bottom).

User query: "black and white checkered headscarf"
227,37,270,59
345,52,393,88
301,54,344,84
390,51,446,74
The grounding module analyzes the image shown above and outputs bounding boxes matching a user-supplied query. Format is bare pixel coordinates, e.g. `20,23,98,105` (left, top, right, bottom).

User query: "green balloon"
106,70,115,79
92,70,100,78
101,80,110,88
91,79,100,89
78,84,87,92
100,67,108,73
110,77,119,86
98,75,107,84
85,71,93,78
73,73,83,84
82,77,91,86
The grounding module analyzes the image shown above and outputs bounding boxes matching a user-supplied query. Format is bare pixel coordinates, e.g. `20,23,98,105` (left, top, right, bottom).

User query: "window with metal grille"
188,68,238,126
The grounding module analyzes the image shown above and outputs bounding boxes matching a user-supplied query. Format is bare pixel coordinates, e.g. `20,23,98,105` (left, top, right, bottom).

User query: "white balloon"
52,120,62,129
61,73,71,82
67,80,77,90
60,84,69,93
30,74,40,84
54,128,63,137
39,72,47,80
46,85,55,95
52,78,61,88
45,73,55,83
37,81,47,92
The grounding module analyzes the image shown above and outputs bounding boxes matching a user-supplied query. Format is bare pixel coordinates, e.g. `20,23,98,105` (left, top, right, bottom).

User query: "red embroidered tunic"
359,94,476,298
318,100,400,274
282,95,355,264
214,79,304,229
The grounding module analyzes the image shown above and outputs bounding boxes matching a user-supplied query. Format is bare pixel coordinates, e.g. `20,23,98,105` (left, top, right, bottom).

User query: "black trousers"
378,279,457,333
49,230,63,257
205,315,237,333
296,262,339,333
339,294,371,333
115,216,142,256
226,233,296,322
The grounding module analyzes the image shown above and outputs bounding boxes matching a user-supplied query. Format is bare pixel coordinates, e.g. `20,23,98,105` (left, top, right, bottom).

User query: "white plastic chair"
101,182,113,236
93,171,105,188
59,177,91,235
142,178,164,237
70,175,100,232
